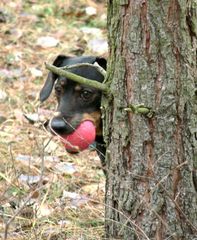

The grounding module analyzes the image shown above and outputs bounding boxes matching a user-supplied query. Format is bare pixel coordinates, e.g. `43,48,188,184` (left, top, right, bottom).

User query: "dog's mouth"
60,120,96,153
45,119,96,153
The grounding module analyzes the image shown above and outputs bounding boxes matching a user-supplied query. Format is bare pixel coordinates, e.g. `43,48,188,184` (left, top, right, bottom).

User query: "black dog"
40,55,107,169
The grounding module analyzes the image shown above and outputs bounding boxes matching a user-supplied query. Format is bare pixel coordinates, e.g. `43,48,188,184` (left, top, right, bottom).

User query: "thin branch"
4,186,44,240
45,63,109,93
61,62,106,77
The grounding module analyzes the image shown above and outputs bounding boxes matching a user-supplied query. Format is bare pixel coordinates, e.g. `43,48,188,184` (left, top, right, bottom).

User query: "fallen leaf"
37,203,53,218
81,183,105,196
88,38,108,54
36,36,59,48
0,67,22,78
23,113,39,123
9,28,23,39
18,174,41,185
62,191,89,207
53,162,77,175
29,67,43,77
62,191,80,199
85,6,97,16
0,90,7,102
80,26,102,37
58,219,71,227
16,154,60,169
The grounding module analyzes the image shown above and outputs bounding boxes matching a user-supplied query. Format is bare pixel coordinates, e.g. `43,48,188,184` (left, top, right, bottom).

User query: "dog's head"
40,55,107,138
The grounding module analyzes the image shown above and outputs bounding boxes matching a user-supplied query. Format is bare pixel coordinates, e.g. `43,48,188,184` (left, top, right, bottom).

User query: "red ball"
61,120,96,152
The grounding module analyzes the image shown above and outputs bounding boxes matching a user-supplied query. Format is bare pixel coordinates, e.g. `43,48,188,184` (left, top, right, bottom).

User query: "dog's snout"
49,117,68,135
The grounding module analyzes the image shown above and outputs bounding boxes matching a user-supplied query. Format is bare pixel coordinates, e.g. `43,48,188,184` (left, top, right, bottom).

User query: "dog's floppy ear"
39,55,69,102
95,57,107,70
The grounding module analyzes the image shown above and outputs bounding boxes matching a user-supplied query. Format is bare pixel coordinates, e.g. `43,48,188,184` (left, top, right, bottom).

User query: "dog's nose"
50,117,69,135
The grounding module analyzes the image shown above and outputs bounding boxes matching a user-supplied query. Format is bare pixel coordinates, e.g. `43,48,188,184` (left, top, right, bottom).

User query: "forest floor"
0,0,107,239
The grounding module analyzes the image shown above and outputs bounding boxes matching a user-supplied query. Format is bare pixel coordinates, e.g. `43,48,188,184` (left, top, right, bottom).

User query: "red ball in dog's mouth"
60,120,96,152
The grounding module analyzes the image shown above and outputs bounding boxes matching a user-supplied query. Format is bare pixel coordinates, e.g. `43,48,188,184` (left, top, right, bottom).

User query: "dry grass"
0,1,107,239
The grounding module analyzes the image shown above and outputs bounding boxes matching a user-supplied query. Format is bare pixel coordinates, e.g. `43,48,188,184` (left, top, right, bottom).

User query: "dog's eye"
80,90,93,101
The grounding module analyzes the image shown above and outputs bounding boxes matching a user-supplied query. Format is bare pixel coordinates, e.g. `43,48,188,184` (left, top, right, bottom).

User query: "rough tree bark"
103,1,197,239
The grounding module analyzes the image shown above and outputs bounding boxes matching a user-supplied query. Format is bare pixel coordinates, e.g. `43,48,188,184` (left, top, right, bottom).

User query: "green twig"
45,63,109,93
61,62,106,77
124,104,154,118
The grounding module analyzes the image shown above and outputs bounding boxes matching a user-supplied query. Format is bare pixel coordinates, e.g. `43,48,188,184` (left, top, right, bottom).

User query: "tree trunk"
104,1,197,239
